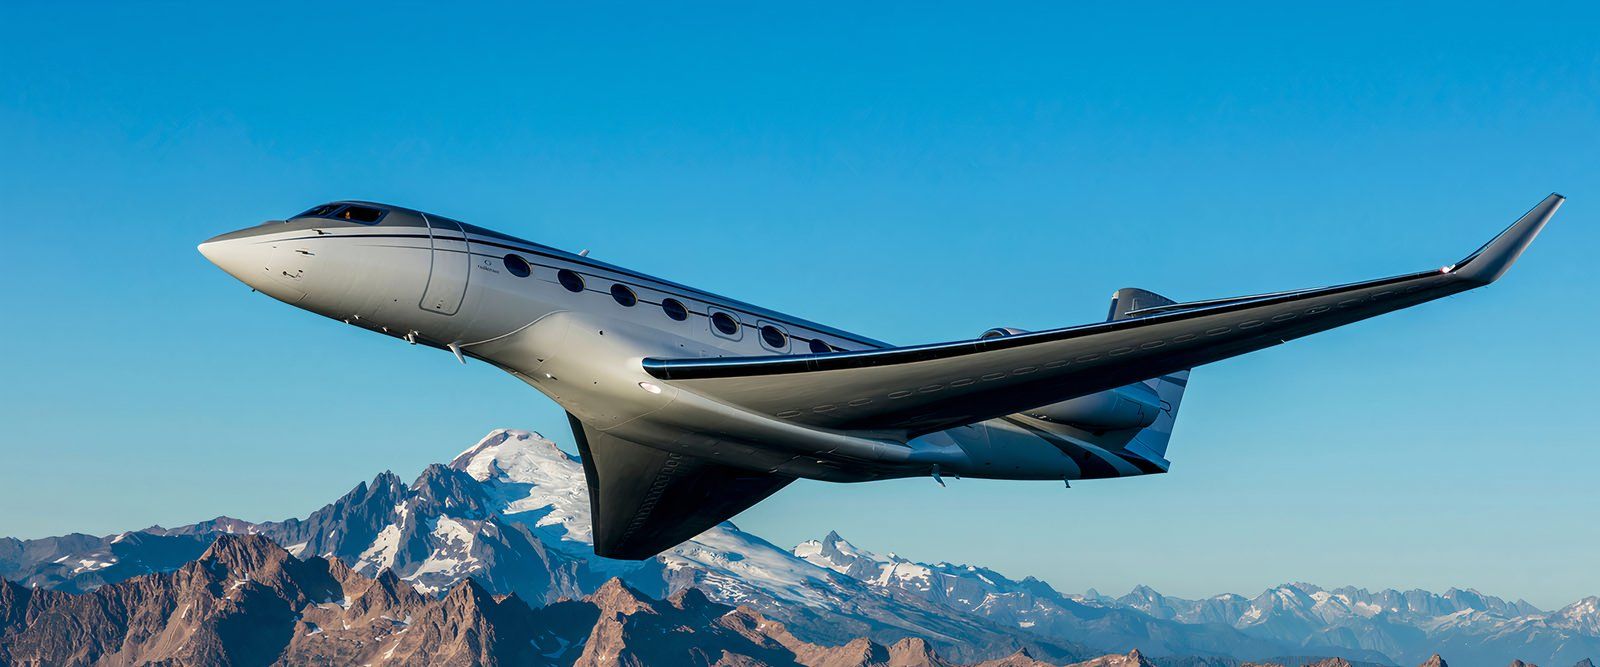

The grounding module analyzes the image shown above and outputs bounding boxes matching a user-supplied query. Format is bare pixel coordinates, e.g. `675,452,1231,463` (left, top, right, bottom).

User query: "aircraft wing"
568,414,794,559
644,194,1563,437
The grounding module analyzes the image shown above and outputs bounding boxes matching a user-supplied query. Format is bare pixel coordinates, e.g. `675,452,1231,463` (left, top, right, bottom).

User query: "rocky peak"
197,533,287,569
1420,654,1449,667
0,579,31,630
586,577,656,617
887,636,957,666
193,534,341,607
794,530,889,582
666,585,712,611
1069,649,1157,667
175,515,260,536
409,463,491,518
1509,661,1539,667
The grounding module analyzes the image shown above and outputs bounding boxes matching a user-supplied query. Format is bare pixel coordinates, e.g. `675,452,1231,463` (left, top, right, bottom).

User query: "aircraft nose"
196,226,307,304
197,233,254,282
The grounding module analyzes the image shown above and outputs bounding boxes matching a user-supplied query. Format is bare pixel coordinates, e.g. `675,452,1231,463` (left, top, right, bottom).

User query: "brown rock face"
1419,654,1449,667
887,637,961,666
0,534,549,666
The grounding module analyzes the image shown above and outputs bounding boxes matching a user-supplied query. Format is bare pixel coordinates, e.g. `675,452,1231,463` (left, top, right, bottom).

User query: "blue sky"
2,2,1596,608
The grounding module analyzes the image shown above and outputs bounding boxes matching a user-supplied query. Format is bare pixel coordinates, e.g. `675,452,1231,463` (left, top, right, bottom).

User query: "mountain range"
0,532,1092,666
2,429,1595,667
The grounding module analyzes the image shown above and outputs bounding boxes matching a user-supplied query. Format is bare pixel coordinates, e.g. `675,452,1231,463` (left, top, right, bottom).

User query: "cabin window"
661,298,689,321
809,338,833,354
336,205,386,223
503,254,531,278
610,284,637,307
557,269,585,293
760,324,788,350
711,311,740,336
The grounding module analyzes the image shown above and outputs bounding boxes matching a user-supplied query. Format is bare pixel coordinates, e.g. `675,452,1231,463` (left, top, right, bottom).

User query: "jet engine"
979,327,1028,339
1024,383,1162,430
978,326,1164,431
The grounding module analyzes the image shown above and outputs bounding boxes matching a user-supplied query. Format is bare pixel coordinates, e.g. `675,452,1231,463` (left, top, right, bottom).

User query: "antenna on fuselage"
578,249,590,257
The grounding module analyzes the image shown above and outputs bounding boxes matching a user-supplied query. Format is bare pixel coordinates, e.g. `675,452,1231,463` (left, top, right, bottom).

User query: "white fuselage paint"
200,205,1154,484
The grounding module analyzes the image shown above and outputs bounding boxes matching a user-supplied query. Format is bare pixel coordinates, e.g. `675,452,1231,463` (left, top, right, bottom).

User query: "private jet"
199,194,1563,559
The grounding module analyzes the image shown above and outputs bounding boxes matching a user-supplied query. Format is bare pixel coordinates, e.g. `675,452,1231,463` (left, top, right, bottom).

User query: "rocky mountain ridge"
0,534,1005,665
3,429,1595,667
0,533,1390,667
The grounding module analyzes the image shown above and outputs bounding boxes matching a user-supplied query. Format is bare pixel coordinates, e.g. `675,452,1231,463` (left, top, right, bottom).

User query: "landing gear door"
419,213,471,316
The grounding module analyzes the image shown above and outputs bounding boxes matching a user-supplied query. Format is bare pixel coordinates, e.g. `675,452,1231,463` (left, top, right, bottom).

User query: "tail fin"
1110,288,1190,464
1107,287,1177,321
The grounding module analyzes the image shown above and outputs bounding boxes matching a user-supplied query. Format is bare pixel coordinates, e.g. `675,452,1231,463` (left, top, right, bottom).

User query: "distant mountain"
0,533,1057,666
792,531,1358,661
2,429,1596,667
7,536,1517,667
1074,582,1600,667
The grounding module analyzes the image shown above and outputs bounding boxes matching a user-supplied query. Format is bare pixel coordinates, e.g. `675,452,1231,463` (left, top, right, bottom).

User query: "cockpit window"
295,204,342,218
292,203,388,224
336,205,386,223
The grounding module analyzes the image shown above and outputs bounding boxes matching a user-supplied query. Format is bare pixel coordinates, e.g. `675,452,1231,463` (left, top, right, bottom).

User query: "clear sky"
2,2,1596,609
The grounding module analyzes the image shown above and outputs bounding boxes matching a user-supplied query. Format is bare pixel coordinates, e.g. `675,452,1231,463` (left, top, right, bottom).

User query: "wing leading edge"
644,194,1563,437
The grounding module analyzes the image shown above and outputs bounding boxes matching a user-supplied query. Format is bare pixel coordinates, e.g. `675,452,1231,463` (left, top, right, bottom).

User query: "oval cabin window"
711,312,739,335
760,324,787,349
610,284,637,307
557,269,585,293
503,254,531,278
661,298,689,321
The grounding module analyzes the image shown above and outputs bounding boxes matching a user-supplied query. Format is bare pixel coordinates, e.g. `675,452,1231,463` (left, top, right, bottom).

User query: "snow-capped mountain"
442,430,1094,663
3,428,1597,667
794,531,1375,663
1078,583,1598,667
0,430,1087,664
1,534,1077,667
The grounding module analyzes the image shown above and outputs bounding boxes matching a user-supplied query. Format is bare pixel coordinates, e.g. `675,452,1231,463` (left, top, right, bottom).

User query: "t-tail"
1109,287,1190,466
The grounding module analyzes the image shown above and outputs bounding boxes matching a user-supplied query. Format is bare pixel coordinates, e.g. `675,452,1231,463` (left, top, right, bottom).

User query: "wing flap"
645,194,1562,437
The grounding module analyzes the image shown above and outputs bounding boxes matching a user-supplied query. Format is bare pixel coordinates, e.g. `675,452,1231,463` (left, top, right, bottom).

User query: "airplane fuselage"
200,203,1143,485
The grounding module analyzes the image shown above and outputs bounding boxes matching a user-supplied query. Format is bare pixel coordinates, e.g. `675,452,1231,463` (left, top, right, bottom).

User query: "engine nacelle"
1026,382,1163,431
979,326,1029,339
980,326,1164,430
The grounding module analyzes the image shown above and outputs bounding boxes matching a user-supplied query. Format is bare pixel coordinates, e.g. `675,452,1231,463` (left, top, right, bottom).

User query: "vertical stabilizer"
1109,288,1189,463
1108,287,1178,321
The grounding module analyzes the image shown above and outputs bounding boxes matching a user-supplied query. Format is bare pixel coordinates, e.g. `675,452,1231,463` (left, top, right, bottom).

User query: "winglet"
1451,193,1564,285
